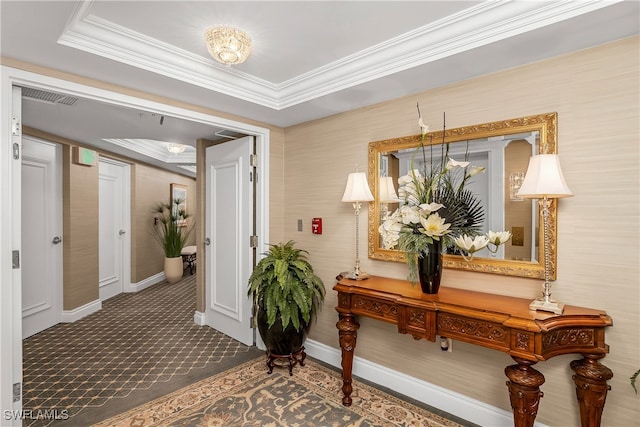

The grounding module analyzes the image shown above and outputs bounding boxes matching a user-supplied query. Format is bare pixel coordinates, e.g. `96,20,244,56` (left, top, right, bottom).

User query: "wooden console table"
334,274,613,427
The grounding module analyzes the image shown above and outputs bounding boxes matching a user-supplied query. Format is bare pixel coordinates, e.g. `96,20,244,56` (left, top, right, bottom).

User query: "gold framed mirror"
368,113,558,279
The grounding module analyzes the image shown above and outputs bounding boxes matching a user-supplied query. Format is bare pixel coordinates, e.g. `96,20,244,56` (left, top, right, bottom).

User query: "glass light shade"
342,172,374,202
517,154,573,199
204,26,252,65
167,143,186,154
509,172,525,201
379,176,399,203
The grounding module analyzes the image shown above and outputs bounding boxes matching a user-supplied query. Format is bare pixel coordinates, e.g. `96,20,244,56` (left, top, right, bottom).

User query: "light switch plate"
512,226,524,246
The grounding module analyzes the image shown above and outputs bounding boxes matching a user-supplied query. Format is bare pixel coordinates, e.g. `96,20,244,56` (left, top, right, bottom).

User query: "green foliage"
151,199,193,258
247,241,325,332
435,185,485,235
632,368,640,394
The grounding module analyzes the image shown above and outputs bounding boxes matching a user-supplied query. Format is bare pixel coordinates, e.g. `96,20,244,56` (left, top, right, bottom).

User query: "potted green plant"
151,198,193,283
247,241,325,370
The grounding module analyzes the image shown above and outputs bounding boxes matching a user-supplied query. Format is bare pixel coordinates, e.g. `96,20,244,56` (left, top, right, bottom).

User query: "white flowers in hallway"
378,103,511,282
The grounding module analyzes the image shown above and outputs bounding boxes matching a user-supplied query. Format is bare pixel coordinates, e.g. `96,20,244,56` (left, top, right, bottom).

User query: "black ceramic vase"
418,240,442,294
257,307,307,356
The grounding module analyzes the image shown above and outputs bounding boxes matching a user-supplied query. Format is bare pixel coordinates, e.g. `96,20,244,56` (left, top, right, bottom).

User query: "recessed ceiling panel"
90,1,473,83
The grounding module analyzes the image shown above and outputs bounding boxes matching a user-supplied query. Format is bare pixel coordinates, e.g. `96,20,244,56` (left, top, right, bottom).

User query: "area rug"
93,356,464,427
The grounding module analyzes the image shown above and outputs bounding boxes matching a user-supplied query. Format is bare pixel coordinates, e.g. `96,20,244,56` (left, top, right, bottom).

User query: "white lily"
418,213,451,239
398,170,422,186
399,205,422,225
453,234,490,261
419,202,445,214
488,230,512,246
378,217,403,249
445,158,470,170
453,235,490,253
468,166,486,177
418,117,430,136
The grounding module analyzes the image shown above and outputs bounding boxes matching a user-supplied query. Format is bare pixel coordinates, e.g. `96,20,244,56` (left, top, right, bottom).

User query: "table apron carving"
334,275,612,427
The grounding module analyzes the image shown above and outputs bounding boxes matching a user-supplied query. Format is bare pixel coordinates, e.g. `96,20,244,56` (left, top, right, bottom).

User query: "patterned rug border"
93,356,463,427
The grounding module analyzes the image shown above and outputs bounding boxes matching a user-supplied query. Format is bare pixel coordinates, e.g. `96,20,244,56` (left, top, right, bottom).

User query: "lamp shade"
517,154,573,198
379,176,399,203
342,172,374,202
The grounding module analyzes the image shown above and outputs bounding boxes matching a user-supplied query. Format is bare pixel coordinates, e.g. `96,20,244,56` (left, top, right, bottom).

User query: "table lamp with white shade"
379,176,399,218
342,170,374,280
517,154,573,314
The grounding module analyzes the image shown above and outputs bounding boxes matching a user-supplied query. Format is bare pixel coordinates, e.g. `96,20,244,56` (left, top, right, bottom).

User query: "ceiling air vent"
22,87,78,106
214,129,245,140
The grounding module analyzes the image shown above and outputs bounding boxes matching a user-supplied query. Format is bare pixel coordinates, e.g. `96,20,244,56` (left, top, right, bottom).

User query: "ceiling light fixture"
204,26,252,65
167,143,186,154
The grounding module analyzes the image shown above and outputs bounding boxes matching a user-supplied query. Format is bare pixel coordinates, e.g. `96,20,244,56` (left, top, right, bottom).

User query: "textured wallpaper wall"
283,36,639,426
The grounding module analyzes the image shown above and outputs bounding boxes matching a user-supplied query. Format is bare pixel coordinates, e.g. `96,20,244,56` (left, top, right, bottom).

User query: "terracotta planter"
164,256,183,283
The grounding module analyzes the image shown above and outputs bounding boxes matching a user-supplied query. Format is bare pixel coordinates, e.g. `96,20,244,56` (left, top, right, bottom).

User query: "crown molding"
102,138,196,164
177,165,197,174
58,0,622,111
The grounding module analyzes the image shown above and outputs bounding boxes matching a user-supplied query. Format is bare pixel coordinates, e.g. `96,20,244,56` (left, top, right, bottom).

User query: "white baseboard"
128,272,165,293
60,299,101,323
304,339,548,427
193,311,205,326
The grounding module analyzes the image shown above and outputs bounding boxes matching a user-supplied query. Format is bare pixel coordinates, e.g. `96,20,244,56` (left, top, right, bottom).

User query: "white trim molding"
60,299,102,323
128,272,165,293
57,1,621,110
193,311,205,326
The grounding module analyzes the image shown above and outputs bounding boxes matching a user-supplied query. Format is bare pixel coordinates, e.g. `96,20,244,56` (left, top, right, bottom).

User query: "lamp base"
344,270,370,281
529,298,564,315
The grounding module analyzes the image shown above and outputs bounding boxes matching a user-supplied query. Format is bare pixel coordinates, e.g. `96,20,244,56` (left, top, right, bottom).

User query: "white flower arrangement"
378,104,511,282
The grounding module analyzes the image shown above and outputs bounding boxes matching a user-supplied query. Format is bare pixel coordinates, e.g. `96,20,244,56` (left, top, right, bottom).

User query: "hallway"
22,274,261,426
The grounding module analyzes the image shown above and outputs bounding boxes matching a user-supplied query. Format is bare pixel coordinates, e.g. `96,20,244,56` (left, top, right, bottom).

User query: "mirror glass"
368,113,558,279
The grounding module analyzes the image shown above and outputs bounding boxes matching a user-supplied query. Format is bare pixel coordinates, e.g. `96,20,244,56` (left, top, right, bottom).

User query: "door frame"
0,65,270,420
98,156,132,297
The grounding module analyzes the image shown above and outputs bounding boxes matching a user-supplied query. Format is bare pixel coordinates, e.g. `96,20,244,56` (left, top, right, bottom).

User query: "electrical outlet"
512,226,524,246
439,336,452,352
297,219,303,232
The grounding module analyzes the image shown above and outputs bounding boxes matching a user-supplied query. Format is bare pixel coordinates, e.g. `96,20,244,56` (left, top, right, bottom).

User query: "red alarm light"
311,218,322,234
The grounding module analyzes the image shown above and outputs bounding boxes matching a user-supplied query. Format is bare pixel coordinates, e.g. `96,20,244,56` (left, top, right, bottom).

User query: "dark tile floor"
22,274,258,426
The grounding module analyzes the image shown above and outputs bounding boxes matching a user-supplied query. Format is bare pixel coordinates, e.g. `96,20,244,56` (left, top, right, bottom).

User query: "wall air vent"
214,129,244,140
22,87,78,106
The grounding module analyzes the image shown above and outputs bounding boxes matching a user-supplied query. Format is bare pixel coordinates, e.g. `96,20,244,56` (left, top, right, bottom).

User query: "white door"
205,136,254,345
98,158,131,300
21,137,62,339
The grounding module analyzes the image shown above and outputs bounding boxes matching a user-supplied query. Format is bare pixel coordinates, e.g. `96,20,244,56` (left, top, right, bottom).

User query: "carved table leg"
570,354,613,427
337,313,359,406
505,357,545,427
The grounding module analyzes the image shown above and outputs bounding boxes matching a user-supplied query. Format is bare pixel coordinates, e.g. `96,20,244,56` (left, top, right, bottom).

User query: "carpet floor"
22,274,261,426
94,356,467,427
22,273,475,427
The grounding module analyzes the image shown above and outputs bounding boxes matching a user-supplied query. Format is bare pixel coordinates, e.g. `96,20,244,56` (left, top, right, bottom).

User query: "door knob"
52,236,62,244
204,238,211,246
119,229,126,236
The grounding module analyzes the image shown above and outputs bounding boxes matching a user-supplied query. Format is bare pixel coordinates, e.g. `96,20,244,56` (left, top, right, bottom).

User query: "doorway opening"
2,66,270,416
